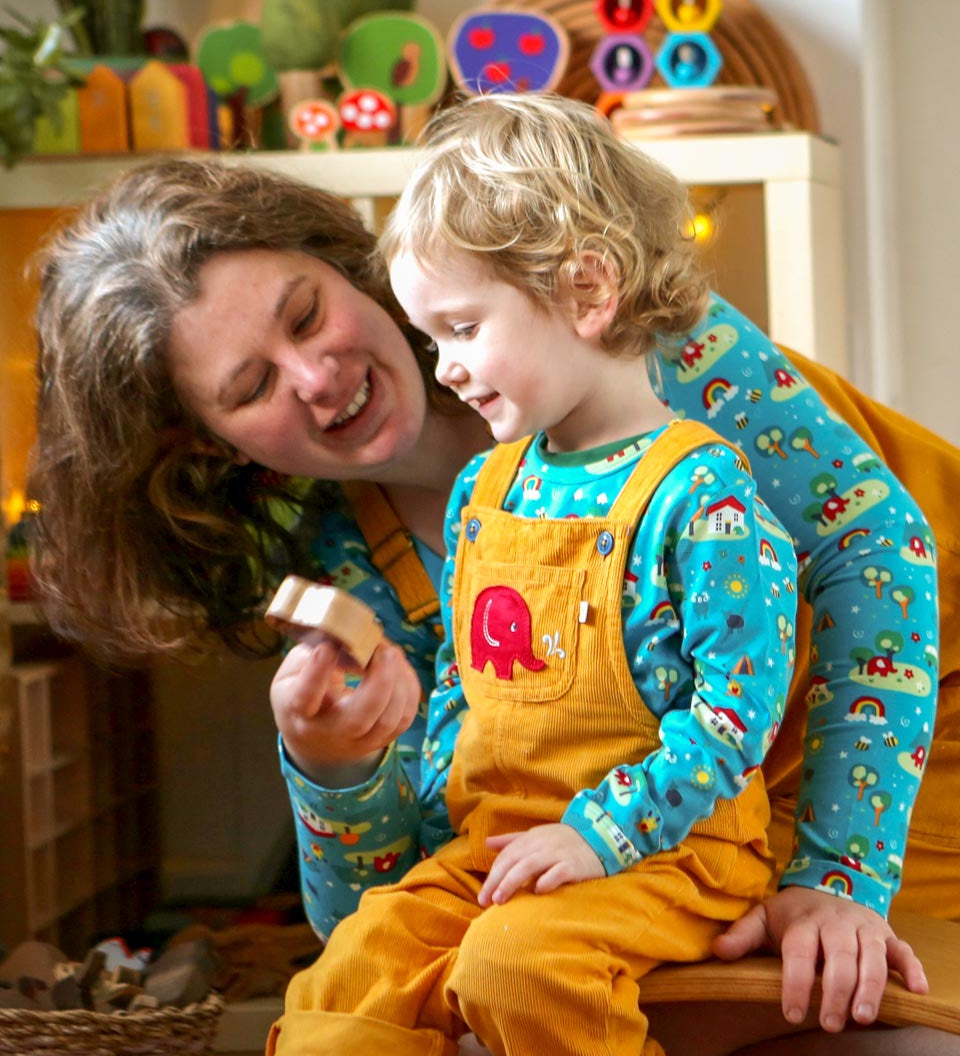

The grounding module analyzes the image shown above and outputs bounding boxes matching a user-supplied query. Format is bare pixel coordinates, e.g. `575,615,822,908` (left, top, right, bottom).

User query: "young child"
269,93,798,1056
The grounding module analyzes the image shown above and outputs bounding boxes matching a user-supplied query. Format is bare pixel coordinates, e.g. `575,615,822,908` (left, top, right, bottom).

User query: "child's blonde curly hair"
380,92,709,356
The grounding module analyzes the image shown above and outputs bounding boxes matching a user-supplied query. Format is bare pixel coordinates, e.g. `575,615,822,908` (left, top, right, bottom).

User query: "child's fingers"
485,832,523,851
533,862,574,894
483,857,542,906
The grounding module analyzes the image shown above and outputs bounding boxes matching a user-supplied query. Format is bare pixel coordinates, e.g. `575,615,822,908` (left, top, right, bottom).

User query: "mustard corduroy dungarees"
270,422,774,1056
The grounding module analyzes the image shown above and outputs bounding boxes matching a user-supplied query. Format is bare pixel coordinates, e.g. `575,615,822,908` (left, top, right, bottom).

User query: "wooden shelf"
0,650,159,954
0,134,840,206
0,134,847,370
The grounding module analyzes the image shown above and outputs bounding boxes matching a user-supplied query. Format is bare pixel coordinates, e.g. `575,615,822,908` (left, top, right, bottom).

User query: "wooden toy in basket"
0,937,224,1056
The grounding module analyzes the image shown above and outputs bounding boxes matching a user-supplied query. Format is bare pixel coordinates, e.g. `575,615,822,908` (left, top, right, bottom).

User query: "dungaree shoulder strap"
468,438,536,509
607,420,748,523
463,425,744,524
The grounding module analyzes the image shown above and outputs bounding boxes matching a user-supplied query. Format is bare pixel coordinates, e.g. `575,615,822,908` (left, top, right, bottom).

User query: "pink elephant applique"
470,585,546,680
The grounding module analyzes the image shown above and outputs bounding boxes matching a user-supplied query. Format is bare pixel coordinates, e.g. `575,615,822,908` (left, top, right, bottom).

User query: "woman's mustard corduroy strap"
341,481,440,626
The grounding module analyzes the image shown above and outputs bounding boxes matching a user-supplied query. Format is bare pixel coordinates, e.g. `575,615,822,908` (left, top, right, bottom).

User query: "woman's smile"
329,374,372,429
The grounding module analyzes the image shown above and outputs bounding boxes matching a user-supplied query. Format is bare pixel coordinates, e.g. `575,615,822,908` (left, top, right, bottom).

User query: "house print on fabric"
707,496,746,535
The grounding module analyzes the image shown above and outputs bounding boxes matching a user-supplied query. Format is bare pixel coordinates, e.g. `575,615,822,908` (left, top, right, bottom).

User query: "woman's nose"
292,352,340,405
434,347,469,390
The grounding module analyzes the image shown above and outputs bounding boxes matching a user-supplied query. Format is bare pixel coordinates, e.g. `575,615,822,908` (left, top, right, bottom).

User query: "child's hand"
477,823,605,906
271,638,421,785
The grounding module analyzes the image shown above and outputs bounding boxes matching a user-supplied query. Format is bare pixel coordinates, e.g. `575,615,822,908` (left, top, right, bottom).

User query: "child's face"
389,247,607,450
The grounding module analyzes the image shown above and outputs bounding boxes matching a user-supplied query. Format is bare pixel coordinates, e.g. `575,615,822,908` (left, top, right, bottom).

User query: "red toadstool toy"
338,87,396,147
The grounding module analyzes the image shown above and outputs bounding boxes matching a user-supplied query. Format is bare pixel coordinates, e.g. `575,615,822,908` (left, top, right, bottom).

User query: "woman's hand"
271,638,422,787
477,824,605,906
711,886,928,1032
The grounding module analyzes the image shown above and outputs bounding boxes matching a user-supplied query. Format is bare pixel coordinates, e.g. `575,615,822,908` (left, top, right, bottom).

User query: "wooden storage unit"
0,610,159,955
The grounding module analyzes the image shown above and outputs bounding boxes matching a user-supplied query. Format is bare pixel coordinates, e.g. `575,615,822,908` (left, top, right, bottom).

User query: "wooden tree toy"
260,0,414,74
195,20,279,148
447,10,569,96
337,13,446,144
261,0,415,144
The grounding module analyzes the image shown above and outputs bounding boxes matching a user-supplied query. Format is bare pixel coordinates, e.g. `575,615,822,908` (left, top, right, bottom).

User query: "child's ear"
567,251,619,340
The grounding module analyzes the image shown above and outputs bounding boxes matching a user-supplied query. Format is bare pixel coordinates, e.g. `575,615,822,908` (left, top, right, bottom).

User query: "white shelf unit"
0,132,847,371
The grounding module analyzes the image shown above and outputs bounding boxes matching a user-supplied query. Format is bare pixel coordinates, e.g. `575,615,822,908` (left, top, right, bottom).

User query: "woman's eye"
424,337,438,354
293,296,318,335
453,323,478,339
238,371,271,406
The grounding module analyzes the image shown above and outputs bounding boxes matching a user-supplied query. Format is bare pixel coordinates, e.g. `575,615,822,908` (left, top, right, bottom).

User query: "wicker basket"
0,991,224,1056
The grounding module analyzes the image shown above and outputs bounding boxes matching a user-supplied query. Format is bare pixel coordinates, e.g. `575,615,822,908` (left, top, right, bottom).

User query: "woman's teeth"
331,377,371,426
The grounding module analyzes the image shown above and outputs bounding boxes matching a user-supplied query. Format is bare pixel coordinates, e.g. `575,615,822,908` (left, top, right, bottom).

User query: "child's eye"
424,337,438,353
453,323,478,339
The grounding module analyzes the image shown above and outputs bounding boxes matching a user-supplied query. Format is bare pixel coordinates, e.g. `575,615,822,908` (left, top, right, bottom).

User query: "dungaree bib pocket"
456,557,586,705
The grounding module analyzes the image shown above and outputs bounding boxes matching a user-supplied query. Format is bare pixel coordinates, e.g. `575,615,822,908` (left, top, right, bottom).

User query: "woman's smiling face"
167,248,428,480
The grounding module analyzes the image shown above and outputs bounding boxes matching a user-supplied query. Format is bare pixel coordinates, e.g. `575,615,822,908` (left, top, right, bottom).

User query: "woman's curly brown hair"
29,158,451,664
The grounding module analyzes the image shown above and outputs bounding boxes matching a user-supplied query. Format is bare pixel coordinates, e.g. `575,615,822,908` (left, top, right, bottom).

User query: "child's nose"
434,348,468,390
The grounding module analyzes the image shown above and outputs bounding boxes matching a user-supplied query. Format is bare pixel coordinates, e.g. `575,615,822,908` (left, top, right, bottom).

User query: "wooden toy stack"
0,937,223,1055
486,0,816,134
614,0,776,138
582,0,777,139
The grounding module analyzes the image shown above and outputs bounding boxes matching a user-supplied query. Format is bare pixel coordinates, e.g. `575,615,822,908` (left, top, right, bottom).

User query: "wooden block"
265,576,383,668
105,981,142,1008
128,992,160,1011
17,976,53,1010
51,974,84,1010
74,948,106,987
143,937,218,1009
94,937,151,973
129,60,190,151
143,962,210,1008
0,986,40,1009
77,65,130,153
169,64,212,149
32,91,80,156
111,964,144,987
0,940,67,988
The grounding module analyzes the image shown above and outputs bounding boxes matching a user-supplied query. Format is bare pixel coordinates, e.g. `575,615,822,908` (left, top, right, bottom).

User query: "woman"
28,157,958,1053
